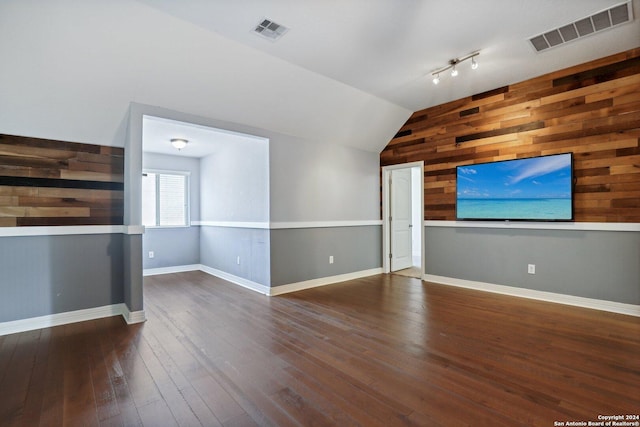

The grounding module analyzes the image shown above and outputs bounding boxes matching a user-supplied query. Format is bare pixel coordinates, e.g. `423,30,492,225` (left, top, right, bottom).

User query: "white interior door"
390,168,413,271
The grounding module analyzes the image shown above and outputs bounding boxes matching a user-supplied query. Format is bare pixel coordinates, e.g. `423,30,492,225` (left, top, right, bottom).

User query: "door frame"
381,161,425,277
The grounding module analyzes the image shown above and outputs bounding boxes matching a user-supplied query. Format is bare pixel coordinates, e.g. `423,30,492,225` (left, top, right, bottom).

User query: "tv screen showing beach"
456,153,573,221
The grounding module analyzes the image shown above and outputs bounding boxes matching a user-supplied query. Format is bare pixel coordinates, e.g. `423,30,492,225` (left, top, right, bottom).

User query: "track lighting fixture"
431,51,479,85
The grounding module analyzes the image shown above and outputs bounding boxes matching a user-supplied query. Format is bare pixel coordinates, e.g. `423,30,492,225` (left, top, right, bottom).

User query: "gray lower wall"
155,225,382,289
270,225,382,287
200,226,270,286
123,233,143,312
0,234,124,323
425,226,640,305
143,226,200,269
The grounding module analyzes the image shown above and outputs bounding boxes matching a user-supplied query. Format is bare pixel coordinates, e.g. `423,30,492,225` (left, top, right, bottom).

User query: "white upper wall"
0,0,410,152
132,104,382,224
269,136,381,222
200,137,269,223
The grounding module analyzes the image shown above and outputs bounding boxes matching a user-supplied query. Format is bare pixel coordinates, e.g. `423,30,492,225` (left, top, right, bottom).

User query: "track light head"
431,51,479,86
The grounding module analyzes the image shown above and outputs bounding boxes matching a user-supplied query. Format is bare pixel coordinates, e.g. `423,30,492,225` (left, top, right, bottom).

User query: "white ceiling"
1,1,638,156
139,0,640,112
143,116,267,158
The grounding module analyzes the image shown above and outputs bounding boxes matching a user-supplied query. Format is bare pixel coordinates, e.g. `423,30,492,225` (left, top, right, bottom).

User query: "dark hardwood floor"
1,271,639,426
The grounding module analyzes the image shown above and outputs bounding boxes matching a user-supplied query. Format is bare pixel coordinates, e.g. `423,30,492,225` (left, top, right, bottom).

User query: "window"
142,171,189,227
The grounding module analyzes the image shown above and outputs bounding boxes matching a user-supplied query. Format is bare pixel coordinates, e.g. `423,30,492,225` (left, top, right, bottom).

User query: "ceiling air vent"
529,1,633,52
253,18,289,41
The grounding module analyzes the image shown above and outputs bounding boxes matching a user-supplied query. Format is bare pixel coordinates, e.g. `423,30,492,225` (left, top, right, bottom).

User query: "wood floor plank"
0,329,43,425
142,292,268,425
135,334,205,426
198,303,408,426
84,320,120,424
0,332,19,385
94,316,144,427
18,328,51,427
138,321,223,426
147,304,285,425
111,332,162,411
38,326,67,427
61,322,100,426
136,399,179,427
2,272,639,426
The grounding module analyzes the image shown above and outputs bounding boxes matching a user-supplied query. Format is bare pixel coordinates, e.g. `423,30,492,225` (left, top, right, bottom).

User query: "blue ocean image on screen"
456,153,572,220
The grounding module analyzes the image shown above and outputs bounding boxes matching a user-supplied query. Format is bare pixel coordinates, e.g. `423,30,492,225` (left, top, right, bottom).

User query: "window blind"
142,172,188,227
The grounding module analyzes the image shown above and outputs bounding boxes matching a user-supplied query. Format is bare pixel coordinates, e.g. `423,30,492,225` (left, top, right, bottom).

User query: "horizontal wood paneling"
381,48,640,222
0,134,124,226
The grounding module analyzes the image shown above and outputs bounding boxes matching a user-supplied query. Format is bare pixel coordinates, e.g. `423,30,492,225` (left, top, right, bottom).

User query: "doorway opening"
382,162,424,279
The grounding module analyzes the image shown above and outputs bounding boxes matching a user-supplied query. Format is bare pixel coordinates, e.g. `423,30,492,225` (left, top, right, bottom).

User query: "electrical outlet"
148,251,154,259
237,256,241,265
329,255,334,264
528,264,536,274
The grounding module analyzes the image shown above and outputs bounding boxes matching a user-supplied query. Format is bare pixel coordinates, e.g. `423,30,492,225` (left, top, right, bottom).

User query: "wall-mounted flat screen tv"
456,153,574,221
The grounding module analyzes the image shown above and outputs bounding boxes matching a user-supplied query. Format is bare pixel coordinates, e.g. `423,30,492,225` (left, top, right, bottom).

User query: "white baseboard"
195,264,382,297
143,264,201,276
199,264,271,295
424,274,640,317
195,220,382,229
0,303,146,336
121,306,147,324
2,265,384,335
269,268,383,296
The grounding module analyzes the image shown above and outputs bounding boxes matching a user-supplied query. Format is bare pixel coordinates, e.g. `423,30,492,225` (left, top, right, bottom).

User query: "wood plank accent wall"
381,48,640,223
0,134,124,226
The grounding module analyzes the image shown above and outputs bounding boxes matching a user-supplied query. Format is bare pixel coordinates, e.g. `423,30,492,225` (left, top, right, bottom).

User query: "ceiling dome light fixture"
431,51,480,85
171,138,188,150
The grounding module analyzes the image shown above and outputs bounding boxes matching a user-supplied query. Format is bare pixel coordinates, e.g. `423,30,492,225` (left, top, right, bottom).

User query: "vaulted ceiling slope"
1,1,638,154
0,0,410,153
138,0,640,112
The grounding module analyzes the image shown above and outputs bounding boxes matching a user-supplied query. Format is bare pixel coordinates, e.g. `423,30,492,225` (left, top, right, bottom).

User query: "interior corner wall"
381,48,640,305
200,226,270,286
198,128,270,286
269,137,383,287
